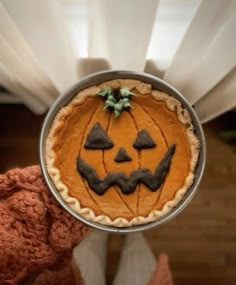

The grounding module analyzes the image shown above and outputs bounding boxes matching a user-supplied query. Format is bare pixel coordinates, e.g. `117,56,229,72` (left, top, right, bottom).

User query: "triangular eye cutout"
114,148,132,162
133,129,156,149
84,122,114,149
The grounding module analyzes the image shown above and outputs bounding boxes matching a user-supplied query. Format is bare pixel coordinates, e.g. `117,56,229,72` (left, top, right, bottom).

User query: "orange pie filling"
46,79,199,227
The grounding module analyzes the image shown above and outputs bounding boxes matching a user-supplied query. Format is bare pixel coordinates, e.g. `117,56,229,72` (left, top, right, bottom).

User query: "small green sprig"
98,87,136,118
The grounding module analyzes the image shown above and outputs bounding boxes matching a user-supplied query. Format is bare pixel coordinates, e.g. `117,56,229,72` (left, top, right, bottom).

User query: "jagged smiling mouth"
77,144,176,195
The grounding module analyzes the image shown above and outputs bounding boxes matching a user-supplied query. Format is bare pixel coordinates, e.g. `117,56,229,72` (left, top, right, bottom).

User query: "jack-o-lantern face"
77,112,176,195
46,80,198,224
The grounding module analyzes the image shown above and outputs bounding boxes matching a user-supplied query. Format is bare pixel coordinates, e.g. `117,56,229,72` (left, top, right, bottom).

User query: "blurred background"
0,0,235,284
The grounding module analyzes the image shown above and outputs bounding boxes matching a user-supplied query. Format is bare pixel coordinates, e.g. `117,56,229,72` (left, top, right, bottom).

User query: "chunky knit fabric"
0,166,89,284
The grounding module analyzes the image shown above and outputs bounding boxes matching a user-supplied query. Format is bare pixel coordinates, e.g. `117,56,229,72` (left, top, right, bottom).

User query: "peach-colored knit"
0,166,89,285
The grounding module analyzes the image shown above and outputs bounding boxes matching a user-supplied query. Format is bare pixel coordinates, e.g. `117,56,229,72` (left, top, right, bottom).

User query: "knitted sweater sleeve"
0,165,89,284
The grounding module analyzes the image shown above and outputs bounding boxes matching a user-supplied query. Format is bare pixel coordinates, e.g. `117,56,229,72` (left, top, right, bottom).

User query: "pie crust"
45,79,200,227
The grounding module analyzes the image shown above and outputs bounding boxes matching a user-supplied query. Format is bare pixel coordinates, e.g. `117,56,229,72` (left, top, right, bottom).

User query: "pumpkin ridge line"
79,106,103,213
141,106,169,147
103,111,134,215
136,104,168,211
141,103,191,209
140,105,169,209
128,109,142,216
141,104,190,209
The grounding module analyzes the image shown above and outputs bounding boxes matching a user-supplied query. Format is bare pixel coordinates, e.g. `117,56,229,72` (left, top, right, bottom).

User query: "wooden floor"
0,104,236,285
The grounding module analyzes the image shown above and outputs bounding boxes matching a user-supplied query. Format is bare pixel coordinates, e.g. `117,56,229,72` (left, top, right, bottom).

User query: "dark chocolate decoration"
77,144,176,195
84,122,114,149
133,129,156,149
114,148,132,163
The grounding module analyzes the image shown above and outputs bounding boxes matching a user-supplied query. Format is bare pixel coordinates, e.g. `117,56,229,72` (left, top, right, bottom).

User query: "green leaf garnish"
97,87,136,118
98,87,112,97
119,88,136,98
104,100,115,109
114,110,120,118
124,102,132,108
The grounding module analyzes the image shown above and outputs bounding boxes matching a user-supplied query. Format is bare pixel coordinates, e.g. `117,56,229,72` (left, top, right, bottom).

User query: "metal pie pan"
39,70,206,233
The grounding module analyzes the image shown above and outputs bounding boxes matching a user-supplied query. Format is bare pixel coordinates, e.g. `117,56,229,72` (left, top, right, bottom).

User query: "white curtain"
0,0,235,122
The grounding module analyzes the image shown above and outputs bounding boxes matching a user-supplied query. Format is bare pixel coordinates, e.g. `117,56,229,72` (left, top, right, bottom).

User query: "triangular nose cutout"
114,148,132,162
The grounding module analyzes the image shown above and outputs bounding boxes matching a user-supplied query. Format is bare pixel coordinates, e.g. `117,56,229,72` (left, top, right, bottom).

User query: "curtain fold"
177,10,236,105
0,64,47,114
88,0,159,71
0,0,235,122
163,0,236,104
1,0,77,93
194,67,236,123
0,2,58,113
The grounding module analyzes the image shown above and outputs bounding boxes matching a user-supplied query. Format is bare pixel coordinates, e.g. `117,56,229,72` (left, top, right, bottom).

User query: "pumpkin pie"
45,79,200,227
